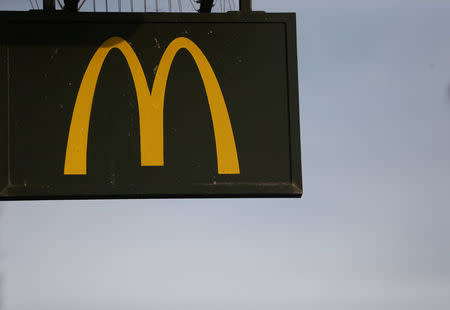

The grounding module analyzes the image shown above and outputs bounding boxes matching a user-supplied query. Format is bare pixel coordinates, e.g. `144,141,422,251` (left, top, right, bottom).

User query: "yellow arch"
64,36,240,175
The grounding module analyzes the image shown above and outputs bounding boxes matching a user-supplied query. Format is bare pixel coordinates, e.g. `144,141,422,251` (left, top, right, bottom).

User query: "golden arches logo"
64,37,240,175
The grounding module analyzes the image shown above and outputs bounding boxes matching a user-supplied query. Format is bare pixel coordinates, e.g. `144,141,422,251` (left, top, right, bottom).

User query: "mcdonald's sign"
0,11,302,199
65,36,240,176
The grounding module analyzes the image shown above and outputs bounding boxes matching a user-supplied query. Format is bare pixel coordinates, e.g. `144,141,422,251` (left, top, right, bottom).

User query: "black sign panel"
0,12,302,199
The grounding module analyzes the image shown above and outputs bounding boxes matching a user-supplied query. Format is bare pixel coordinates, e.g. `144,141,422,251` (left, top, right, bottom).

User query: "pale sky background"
1,0,450,309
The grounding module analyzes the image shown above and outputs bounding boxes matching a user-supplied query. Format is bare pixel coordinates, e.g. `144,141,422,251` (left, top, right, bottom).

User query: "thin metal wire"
188,0,196,11
41,0,230,12
79,0,88,9
28,0,35,9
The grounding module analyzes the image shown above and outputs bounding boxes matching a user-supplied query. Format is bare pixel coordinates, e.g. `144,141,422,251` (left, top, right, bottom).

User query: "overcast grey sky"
1,1,450,310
